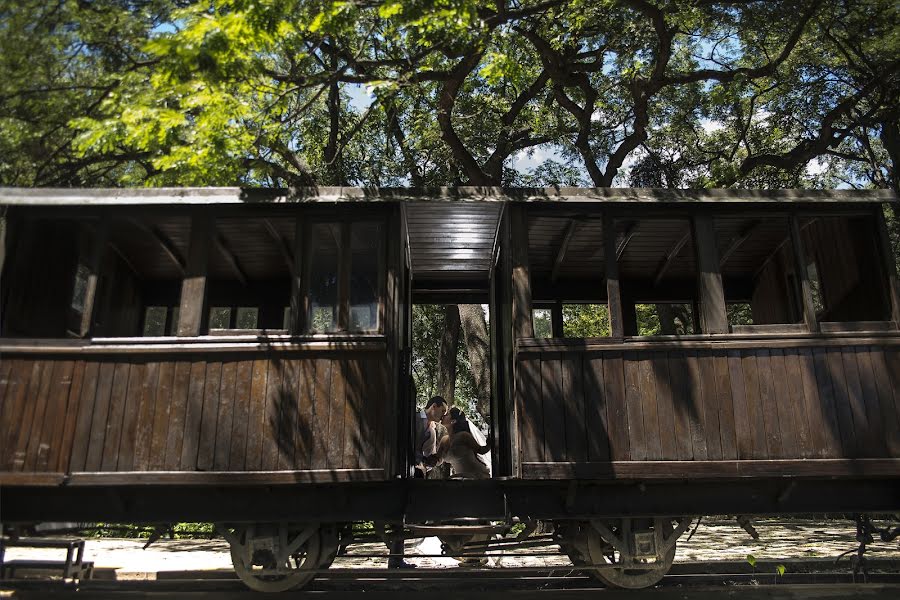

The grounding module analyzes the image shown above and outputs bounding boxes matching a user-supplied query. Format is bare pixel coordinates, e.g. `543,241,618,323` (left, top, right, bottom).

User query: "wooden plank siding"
0,349,391,483
518,338,900,478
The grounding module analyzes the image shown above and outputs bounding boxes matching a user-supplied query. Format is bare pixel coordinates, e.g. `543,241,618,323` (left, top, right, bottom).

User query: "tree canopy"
1,0,897,192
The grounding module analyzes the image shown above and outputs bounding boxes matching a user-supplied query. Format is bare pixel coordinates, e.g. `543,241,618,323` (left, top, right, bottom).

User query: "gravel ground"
3,518,899,578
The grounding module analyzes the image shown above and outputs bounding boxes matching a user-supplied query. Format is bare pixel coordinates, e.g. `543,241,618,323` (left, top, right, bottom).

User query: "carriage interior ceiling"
0,186,899,499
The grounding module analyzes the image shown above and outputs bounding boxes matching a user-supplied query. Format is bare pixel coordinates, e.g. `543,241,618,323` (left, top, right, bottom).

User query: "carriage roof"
0,186,896,206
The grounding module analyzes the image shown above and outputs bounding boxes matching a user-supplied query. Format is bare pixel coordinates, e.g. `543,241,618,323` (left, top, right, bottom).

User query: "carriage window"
209,307,232,330
562,304,610,337
615,218,699,336
207,217,294,333
636,303,695,335
798,215,891,322
349,222,383,332
1,217,82,337
143,306,168,336
308,221,384,333
532,308,552,338
309,223,341,333
716,215,801,329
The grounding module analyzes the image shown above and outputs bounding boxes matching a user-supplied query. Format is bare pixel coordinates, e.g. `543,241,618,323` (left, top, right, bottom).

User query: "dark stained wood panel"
514,338,900,478
562,355,588,463
0,349,391,481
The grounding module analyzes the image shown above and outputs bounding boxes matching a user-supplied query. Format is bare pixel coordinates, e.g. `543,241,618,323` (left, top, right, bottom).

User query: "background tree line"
1,0,897,419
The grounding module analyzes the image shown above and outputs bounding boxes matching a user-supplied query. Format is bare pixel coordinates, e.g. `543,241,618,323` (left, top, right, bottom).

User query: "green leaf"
746,554,756,568
776,564,786,577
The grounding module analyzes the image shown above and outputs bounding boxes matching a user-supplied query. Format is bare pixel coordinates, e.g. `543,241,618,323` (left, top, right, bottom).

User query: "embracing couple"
415,396,492,480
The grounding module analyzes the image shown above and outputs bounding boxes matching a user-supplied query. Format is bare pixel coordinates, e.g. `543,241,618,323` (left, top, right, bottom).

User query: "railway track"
3,560,900,598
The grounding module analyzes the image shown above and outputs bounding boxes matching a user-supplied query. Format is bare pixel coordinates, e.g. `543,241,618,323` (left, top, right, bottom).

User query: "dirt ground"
3,517,899,578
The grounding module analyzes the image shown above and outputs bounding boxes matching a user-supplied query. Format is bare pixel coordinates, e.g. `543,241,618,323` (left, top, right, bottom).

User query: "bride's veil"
467,418,492,476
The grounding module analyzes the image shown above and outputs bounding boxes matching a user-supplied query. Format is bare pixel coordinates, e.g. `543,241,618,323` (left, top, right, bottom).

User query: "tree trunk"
459,304,491,418
435,304,460,403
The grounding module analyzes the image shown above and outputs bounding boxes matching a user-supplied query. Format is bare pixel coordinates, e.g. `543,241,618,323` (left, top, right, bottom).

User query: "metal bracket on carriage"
736,515,760,540
141,524,174,550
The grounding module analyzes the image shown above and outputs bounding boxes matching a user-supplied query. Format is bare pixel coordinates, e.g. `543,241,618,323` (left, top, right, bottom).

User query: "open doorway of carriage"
410,303,493,477
402,201,503,479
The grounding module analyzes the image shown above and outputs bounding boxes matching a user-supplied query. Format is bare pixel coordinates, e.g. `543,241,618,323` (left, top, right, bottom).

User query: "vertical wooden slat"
368,358,387,470
294,359,314,469
213,361,237,471
684,351,708,461
100,362,131,471
692,214,728,334
227,360,254,471
69,362,99,472
177,212,212,336
57,361,86,472
652,352,677,460
698,352,723,460
510,205,534,340
164,361,192,470
327,359,346,469
311,359,331,469
769,350,797,458
517,357,544,463
825,349,855,457
261,359,283,470
784,351,813,458
196,361,222,471
6,361,37,469
583,357,610,462
871,349,900,457
117,362,147,471
714,352,737,460
603,214,624,337
0,358,16,445
756,351,783,458
637,357,661,460
21,361,55,471
727,351,752,460
0,360,26,468
84,362,115,471
604,353,629,461
798,349,827,457
244,359,268,471
149,362,175,471
623,353,645,461
669,352,694,460
541,356,566,461
132,362,160,471
812,348,842,458
741,353,768,459
562,355,588,463
342,359,364,470
39,361,75,471
855,349,887,457
179,360,208,470
280,358,301,470
841,349,869,456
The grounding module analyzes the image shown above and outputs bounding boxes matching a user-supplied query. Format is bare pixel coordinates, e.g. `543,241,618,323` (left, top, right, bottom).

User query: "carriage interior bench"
0,538,94,582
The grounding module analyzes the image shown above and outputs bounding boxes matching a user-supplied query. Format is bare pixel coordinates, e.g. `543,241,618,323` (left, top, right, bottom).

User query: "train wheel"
582,517,692,589
219,523,322,592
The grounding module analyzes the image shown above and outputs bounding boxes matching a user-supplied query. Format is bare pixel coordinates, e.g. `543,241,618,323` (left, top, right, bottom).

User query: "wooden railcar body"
1,187,899,525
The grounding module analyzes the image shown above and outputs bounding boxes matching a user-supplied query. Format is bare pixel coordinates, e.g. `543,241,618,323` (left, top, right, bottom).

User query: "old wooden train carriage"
1,187,899,590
